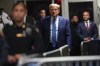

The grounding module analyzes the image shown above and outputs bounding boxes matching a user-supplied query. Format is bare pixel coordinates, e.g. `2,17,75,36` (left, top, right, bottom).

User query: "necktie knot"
53,17,56,22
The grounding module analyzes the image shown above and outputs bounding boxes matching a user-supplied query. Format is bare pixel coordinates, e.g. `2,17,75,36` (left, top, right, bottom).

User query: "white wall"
97,0,100,37
0,0,15,15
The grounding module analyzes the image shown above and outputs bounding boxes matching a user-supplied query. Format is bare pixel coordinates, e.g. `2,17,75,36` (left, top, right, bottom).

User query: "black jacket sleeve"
31,26,45,54
0,36,8,66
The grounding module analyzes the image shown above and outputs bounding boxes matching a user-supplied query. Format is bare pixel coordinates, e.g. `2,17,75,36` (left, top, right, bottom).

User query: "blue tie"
52,17,56,48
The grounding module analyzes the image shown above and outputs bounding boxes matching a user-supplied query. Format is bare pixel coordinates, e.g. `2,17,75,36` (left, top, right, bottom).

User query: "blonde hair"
49,4,60,9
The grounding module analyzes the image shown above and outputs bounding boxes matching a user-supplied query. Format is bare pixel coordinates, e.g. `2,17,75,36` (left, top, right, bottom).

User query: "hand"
84,37,92,42
84,38,88,41
91,38,94,40
15,54,22,60
8,55,17,64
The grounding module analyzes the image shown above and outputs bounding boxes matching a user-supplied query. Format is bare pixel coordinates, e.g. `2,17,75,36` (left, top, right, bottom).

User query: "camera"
0,8,4,23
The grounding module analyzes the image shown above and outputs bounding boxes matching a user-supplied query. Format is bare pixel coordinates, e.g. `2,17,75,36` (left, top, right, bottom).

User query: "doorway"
68,2,93,22
26,1,51,20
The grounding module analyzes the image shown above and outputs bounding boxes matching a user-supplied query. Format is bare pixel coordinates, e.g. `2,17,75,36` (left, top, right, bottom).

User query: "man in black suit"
77,11,98,42
36,9,46,33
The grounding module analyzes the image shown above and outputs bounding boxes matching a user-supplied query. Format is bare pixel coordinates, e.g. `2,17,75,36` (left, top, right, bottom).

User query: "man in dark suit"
77,11,98,42
42,4,71,52
36,9,46,33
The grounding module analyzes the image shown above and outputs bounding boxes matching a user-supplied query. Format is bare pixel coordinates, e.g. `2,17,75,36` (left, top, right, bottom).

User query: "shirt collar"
84,20,90,23
51,16,59,21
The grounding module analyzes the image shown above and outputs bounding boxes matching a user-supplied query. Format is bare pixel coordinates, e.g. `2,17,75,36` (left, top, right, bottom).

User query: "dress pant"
47,42,58,52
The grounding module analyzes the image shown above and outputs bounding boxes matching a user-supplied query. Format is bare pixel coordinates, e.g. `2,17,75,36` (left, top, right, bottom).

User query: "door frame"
62,0,99,24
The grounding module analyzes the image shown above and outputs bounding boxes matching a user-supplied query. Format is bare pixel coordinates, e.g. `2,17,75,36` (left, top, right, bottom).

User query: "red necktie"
86,21,89,30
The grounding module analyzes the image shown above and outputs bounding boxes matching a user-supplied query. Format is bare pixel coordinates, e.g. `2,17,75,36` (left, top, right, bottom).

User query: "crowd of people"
0,2,98,66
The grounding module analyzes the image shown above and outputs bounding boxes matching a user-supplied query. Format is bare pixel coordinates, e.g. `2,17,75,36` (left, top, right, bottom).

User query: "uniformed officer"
3,2,44,66
0,33,8,66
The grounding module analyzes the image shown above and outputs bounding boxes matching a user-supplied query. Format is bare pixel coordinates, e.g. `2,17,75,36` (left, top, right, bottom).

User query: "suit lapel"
88,21,92,33
47,16,50,31
58,16,61,41
82,22,88,32
89,21,92,29
47,16,51,42
83,21,92,34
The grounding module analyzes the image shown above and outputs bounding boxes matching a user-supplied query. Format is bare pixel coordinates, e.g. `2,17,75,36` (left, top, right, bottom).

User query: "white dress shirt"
50,16,59,42
84,20,90,29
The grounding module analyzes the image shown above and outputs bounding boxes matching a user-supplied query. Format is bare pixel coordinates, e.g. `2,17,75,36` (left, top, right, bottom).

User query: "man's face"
83,12,90,21
49,6,59,17
40,10,46,18
12,4,26,22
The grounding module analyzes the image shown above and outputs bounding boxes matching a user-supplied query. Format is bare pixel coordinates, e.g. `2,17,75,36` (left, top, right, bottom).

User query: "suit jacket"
36,17,43,33
42,16,71,51
77,21,98,40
